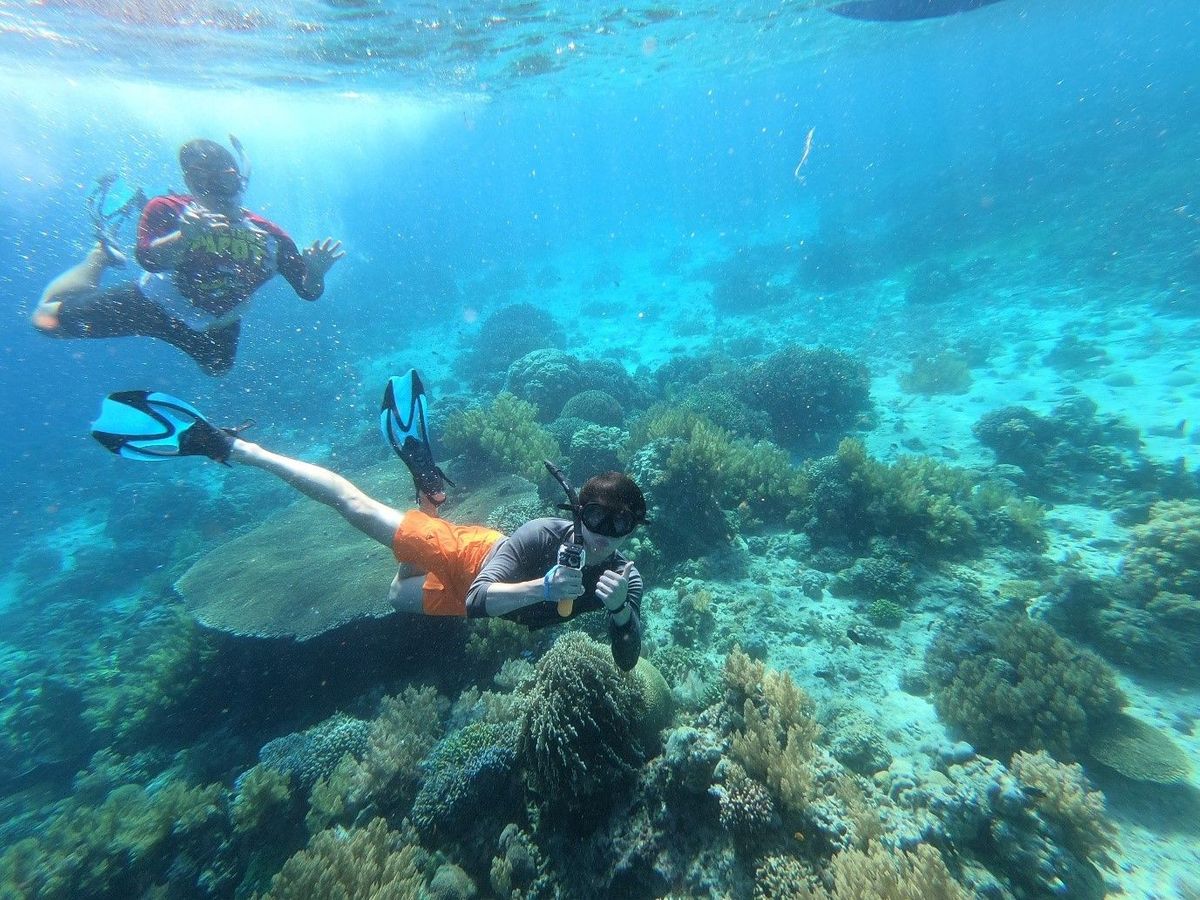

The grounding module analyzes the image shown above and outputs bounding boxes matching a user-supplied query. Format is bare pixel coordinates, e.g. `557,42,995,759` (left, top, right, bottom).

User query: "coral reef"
457,302,566,383
972,396,1152,504
804,439,1045,558
1008,750,1117,859
741,346,872,454
926,616,1125,762
1045,502,1200,679
305,686,445,830
0,777,225,898
80,606,211,743
517,632,647,812
560,389,625,426
411,721,521,839
259,713,371,794
504,350,643,420
257,818,428,899
1086,712,1192,784
898,351,973,395
443,392,560,486
176,494,397,640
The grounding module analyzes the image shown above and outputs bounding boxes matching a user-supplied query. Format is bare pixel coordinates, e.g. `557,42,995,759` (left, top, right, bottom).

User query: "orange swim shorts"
392,509,504,616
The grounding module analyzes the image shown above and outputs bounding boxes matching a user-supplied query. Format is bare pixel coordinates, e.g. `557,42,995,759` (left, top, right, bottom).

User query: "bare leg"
229,439,406,547
387,573,426,614
32,244,112,332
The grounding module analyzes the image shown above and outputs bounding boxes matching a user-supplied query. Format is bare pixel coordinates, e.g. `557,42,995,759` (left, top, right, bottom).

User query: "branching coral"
0,778,224,898
517,632,646,811
724,647,820,816
927,617,1125,762
305,687,445,831
257,818,427,899
80,605,212,741
1009,750,1117,861
410,721,520,838
443,392,560,486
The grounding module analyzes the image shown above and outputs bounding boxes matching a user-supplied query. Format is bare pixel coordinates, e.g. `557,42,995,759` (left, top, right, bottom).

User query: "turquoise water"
1,0,1198,897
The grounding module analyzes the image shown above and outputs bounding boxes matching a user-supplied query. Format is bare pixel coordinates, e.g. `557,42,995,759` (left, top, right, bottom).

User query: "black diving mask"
580,501,640,539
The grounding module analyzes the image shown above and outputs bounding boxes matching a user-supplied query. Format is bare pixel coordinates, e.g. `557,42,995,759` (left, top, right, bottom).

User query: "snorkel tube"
228,133,252,194
544,460,585,618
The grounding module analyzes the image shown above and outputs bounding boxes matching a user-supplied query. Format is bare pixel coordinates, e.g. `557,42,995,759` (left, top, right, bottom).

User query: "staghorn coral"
517,632,646,811
256,818,427,899
443,392,560,486
1009,750,1117,860
927,616,1125,762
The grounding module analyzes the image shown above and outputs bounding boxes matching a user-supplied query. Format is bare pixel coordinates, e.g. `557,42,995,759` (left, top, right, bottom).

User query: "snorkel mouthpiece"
544,460,584,618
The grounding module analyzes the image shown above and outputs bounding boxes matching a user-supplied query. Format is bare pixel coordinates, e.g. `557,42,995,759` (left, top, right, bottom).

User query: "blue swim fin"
85,174,146,264
380,370,452,503
92,390,236,463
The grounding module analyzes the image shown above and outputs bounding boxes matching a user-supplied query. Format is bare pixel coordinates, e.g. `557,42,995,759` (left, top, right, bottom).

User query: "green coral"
866,599,905,628
79,605,211,742
443,392,560,486
898,351,973,395
805,438,1044,557
1087,712,1192,784
927,617,1125,762
516,633,646,810
257,818,427,899
0,778,224,898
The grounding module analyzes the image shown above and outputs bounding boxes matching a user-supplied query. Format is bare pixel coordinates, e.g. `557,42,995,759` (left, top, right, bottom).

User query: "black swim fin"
92,390,237,463
380,370,453,503
828,0,1003,21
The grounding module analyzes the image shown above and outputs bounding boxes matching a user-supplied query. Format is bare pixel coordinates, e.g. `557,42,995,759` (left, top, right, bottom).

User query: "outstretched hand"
595,561,634,612
303,238,345,279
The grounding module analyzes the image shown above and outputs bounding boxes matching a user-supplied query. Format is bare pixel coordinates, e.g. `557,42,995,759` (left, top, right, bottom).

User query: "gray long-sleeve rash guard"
465,517,643,670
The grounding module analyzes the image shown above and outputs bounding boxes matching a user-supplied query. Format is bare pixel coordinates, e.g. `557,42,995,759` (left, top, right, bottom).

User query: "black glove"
609,614,641,672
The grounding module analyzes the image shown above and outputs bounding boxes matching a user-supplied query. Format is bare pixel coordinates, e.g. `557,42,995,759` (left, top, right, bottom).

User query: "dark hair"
179,139,237,175
178,139,241,196
579,472,646,523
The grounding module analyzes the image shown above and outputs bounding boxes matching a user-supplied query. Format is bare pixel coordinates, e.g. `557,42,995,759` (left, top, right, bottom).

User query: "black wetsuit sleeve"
276,235,322,301
609,560,643,671
464,520,559,618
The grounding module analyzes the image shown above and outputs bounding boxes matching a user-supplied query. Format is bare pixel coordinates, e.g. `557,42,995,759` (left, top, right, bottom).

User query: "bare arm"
229,439,403,547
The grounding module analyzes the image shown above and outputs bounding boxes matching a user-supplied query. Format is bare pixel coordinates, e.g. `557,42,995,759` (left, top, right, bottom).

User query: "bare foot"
32,301,62,332
418,490,447,517
96,238,127,268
